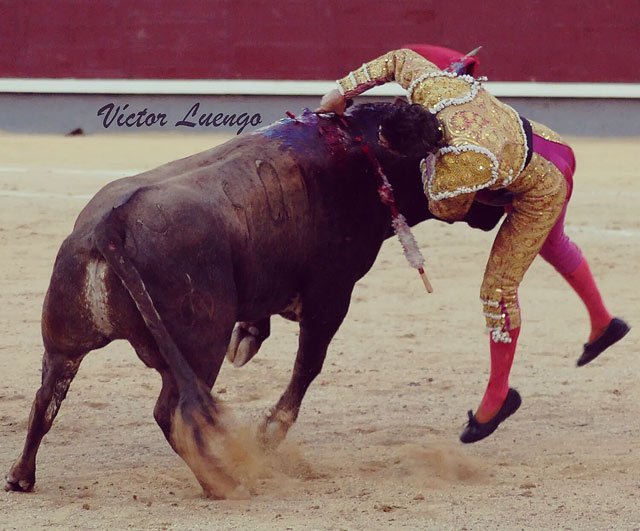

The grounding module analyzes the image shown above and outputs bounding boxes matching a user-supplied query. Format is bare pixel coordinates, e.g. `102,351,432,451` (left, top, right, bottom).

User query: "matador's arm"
421,147,497,222
336,49,441,98
336,49,484,223
427,194,476,222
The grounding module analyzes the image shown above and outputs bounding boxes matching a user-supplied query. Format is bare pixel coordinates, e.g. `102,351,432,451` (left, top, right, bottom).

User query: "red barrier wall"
2,0,639,82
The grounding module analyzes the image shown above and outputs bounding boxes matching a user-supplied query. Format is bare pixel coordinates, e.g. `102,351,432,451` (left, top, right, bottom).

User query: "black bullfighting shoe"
459,388,522,444
577,318,630,367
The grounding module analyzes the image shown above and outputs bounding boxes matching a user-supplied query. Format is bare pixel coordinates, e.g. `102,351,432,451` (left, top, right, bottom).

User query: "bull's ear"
393,96,410,106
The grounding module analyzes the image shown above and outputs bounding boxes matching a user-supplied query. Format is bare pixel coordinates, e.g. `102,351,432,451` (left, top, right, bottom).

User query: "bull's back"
69,131,327,319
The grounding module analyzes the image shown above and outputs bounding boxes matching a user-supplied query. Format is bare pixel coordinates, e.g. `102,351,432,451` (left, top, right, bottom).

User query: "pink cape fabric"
401,43,480,76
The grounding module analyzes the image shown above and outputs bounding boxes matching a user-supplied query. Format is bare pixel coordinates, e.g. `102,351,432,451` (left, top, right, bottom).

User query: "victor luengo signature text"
97,102,262,134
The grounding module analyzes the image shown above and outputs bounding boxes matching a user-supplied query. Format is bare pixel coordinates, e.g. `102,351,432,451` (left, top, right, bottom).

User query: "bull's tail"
93,208,245,499
94,209,202,400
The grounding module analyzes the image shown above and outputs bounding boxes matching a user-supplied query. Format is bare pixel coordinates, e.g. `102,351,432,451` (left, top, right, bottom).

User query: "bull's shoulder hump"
71,133,287,233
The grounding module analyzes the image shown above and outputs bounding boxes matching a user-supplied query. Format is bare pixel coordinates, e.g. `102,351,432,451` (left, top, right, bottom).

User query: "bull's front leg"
225,318,271,367
259,282,353,447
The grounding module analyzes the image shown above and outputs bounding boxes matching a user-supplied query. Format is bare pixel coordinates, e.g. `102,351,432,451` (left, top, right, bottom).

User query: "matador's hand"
315,88,347,115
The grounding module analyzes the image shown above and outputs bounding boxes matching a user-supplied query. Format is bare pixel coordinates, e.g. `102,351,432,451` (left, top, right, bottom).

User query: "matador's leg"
480,153,568,341
465,154,567,434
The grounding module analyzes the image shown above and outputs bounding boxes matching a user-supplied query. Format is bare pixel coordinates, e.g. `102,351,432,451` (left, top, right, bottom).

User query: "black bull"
5,104,503,498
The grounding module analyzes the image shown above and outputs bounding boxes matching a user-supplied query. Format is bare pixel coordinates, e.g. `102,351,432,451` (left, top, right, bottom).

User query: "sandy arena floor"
0,132,638,530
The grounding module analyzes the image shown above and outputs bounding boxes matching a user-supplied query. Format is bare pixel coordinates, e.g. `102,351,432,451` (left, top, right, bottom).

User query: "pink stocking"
476,327,521,423
563,259,613,342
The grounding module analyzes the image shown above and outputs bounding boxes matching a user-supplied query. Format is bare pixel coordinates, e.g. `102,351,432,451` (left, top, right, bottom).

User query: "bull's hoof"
4,469,35,493
226,325,260,368
258,408,293,449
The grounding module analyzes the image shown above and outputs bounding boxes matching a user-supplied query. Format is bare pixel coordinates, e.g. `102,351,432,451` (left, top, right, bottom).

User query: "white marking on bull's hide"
44,375,73,424
85,259,113,335
279,293,302,321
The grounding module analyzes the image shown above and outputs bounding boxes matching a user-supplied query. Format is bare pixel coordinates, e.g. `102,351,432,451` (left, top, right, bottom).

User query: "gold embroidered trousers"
480,153,567,342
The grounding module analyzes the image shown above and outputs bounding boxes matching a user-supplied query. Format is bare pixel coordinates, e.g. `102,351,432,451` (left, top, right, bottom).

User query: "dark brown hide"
5,104,503,497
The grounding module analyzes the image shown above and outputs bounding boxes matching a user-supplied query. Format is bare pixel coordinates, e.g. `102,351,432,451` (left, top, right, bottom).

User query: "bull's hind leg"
5,349,84,492
5,242,114,492
260,281,354,447
131,308,248,499
151,366,249,499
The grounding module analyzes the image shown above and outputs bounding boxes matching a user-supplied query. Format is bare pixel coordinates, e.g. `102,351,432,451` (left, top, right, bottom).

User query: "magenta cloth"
532,134,576,188
401,43,480,76
534,134,584,275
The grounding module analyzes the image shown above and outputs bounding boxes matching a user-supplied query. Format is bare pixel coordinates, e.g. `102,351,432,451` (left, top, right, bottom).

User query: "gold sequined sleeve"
336,49,440,98
429,148,498,198
428,193,476,221
421,147,496,220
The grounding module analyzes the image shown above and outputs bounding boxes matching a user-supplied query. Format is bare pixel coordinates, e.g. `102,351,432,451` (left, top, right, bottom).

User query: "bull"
4,104,503,498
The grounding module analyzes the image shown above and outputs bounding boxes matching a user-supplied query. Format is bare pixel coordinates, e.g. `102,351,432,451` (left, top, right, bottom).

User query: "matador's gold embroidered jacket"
336,49,530,221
